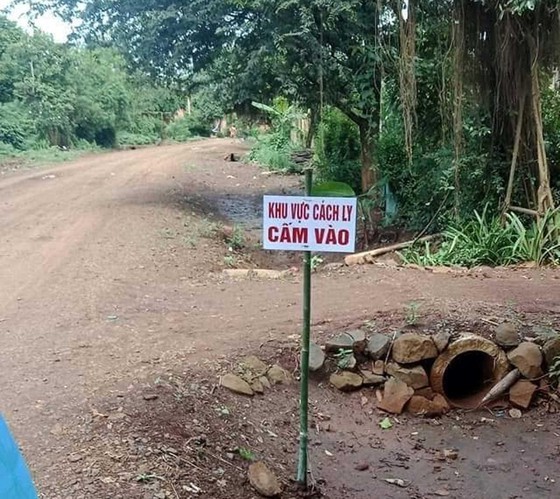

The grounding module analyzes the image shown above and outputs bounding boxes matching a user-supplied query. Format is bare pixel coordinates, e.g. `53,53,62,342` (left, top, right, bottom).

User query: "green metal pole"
297,168,313,486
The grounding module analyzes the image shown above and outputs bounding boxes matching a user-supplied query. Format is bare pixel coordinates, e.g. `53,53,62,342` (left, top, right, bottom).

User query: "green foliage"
549,355,560,387
165,115,210,142
334,348,354,369
237,447,256,462
116,131,158,146
315,108,362,194
0,102,33,149
508,209,560,265
405,302,420,326
402,207,560,267
0,16,186,160
247,98,302,172
225,226,246,251
311,181,356,198
249,140,297,172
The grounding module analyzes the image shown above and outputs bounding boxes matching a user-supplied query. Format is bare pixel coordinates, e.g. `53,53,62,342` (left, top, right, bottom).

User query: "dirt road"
1,139,559,497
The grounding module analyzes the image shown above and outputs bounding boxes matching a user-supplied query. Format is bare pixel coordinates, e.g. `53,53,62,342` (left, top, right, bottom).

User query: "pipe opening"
442,351,495,407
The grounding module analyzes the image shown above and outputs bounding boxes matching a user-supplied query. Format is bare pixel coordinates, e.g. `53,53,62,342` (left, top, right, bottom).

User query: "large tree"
39,0,385,192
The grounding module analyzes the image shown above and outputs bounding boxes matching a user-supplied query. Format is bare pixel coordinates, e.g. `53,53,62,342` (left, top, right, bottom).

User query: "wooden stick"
478,368,520,407
344,234,440,266
509,206,539,217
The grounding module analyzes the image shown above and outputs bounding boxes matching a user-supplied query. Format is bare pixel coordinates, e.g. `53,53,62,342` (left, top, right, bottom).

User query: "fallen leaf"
434,489,450,496
379,417,393,430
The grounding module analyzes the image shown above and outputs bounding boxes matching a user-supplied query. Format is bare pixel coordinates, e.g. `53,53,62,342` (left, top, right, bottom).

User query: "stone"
372,360,385,375
348,329,367,343
509,380,538,409
241,355,268,376
385,363,429,390
366,333,391,360
495,323,520,348
348,329,368,353
415,386,435,399
330,372,363,391
508,342,543,379
309,342,325,371
267,365,292,385
433,331,451,352
325,332,354,352
248,462,281,497
360,370,386,386
338,353,357,370
251,378,265,394
377,378,414,415
259,376,271,390
432,394,451,413
220,374,254,396
392,333,438,364
407,395,449,417
542,337,560,367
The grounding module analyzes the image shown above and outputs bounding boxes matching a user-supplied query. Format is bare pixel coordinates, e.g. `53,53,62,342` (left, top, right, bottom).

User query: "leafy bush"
315,107,362,194
165,115,210,141
247,134,297,172
117,131,158,146
401,207,560,267
0,102,34,149
247,98,303,172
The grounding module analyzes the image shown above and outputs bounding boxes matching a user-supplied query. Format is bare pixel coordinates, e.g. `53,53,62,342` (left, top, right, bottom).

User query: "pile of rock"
219,324,560,417
313,322,558,416
219,355,292,396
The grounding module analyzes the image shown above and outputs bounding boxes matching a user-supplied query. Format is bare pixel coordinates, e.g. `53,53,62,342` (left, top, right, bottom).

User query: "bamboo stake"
478,369,520,407
296,169,313,486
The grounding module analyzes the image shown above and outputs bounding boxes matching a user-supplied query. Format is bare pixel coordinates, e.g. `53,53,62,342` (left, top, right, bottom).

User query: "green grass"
401,207,560,268
0,143,99,171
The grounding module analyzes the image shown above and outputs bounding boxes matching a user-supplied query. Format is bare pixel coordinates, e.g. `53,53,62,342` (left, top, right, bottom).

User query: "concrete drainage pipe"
430,335,510,409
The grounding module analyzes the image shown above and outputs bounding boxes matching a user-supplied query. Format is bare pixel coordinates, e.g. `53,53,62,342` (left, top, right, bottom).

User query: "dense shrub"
0,102,34,149
117,131,158,146
314,107,362,193
165,114,211,142
402,207,560,267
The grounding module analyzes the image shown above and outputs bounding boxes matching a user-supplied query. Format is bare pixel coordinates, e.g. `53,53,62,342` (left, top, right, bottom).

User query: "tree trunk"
305,107,318,149
358,122,377,193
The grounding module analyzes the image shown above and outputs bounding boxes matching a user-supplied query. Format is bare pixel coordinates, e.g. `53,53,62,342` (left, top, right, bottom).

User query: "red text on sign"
268,202,288,219
314,228,350,245
268,225,309,244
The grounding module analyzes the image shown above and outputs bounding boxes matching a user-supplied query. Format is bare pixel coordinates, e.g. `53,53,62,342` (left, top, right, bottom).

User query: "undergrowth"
401,207,560,267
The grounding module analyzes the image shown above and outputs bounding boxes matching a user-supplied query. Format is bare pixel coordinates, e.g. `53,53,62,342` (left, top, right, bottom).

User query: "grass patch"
402,207,560,267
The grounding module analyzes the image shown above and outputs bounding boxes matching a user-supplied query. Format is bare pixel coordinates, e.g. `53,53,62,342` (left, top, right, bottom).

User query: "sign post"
262,171,357,487
297,169,313,485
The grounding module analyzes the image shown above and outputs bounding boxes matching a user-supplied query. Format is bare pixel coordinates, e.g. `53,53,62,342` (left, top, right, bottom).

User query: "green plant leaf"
238,447,256,461
311,181,356,197
379,417,393,430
